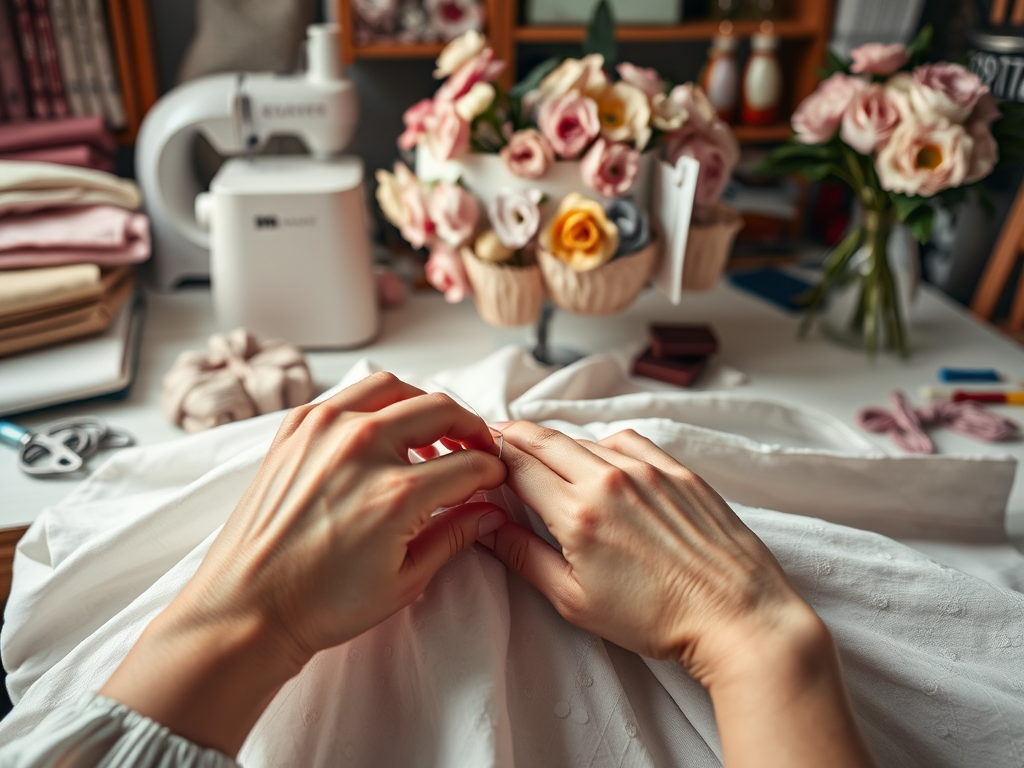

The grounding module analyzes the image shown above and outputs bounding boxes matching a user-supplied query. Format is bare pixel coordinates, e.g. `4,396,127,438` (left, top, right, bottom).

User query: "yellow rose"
474,229,515,263
543,193,619,272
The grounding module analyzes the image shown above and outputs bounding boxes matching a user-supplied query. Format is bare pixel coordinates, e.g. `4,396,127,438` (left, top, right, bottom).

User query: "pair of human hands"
176,372,806,685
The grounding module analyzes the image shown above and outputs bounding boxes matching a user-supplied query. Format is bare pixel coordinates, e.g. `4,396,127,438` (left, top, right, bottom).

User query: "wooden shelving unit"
336,0,835,145
106,0,160,144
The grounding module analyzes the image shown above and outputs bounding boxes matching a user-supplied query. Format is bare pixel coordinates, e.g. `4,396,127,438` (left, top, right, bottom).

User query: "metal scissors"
0,417,134,477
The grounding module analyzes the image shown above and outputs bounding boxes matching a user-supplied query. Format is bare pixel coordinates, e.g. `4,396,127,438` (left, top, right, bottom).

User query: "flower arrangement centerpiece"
757,27,1024,358
375,2,741,328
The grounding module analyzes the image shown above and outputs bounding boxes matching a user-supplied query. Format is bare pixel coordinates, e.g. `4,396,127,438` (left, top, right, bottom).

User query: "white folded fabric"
1,347,1021,767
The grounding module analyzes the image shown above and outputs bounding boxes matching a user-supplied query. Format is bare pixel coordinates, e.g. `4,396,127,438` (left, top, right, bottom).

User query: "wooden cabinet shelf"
733,123,796,143
514,20,818,44
352,42,447,59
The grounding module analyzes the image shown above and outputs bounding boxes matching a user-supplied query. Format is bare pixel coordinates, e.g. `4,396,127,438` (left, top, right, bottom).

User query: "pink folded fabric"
0,145,114,172
0,116,117,155
0,205,151,269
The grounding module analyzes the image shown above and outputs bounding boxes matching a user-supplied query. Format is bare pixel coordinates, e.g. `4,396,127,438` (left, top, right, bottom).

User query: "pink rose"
875,117,972,197
580,138,640,198
428,181,479,247
537,92,600,159
423,100,470,162
670,83,717,132
616,62,665,98
840,84,902,155
672,130,737,209
791,73,867,144
435,47,504,104
397,98,434,151
965,94,1000,183
424,0,483,41
849,43,910,76
500,129,555,179
425,244,472,303
910,63,988,123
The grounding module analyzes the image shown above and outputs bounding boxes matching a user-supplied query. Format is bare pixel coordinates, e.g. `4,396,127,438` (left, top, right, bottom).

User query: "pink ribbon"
857,390,1019,454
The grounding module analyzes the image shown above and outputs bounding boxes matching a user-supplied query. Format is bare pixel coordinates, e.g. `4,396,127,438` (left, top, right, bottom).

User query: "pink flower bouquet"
376,28,741,324
758,27,1024,357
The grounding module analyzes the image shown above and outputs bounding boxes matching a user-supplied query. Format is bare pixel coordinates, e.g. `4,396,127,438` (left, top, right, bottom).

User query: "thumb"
405,502,507,580
482,521,582,618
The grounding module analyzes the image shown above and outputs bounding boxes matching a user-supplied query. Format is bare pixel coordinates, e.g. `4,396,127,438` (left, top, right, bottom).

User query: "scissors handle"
0,420,29,448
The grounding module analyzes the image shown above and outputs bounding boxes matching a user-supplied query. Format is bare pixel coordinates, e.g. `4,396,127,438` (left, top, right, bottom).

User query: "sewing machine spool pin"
530,302,585,368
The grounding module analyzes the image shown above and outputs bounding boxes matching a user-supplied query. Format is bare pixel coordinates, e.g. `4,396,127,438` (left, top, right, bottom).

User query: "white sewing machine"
135,23,379,348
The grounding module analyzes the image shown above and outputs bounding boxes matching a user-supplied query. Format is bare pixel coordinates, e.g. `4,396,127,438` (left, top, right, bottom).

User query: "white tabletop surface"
3,281,1024,547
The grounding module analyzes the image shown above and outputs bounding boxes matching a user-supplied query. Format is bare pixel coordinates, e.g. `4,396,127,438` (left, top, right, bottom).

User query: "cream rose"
538,54,607,101
543,192,619,272
433,30,486,78
474,229,515,263
840,84,902,155
595,82,652,149
875,117,973,197
791,73,867,145
651,93,687,132
910,64,989,123
455,81,495,121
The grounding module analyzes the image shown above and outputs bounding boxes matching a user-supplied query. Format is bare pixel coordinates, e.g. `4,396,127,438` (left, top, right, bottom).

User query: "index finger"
375,392,500,456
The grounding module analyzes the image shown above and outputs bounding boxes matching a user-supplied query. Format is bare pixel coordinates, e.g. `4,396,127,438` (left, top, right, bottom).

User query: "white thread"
497,433,504,460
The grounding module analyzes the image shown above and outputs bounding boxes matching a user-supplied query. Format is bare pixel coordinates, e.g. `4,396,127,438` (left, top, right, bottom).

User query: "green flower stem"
799,226,863,338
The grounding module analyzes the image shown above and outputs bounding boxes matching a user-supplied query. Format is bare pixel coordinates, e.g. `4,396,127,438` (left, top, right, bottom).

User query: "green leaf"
907,205,935,244
822,48,849,77
890,192,928,222
583,0,618,69
754,141,842,177
509,57,561,100
907,24,934,67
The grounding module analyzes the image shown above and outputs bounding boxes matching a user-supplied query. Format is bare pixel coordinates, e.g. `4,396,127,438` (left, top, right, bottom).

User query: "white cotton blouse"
0,693,237,768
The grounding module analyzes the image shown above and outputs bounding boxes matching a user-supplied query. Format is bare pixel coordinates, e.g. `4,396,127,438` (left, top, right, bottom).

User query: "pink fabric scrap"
0,145,115,172
0,205,151,269
857,389,1019,454
0,115,116,155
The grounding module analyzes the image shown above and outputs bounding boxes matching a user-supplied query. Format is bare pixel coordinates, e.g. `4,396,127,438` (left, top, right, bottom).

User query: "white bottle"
742,31,782,126
702,32,740,123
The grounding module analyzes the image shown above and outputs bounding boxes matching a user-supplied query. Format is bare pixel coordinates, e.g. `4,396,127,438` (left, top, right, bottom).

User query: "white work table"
4,280,1024,549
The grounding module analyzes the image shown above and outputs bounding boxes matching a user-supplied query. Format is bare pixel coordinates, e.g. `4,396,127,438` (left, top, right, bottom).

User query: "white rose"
875,117,973,197
651,92,687,132
595,82,652,149
489,188,543,250
433,30,486,78
455,82,495,121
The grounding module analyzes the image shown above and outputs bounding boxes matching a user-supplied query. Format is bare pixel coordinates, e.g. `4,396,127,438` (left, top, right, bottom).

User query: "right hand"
486,422,824,686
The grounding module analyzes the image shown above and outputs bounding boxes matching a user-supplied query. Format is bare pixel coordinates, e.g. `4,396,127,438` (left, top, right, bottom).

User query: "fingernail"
489,421,512,431
477,509,506,539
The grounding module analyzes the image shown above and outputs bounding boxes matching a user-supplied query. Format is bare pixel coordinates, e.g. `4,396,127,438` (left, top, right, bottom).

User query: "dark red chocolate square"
632,348,707,388
649,324,718,359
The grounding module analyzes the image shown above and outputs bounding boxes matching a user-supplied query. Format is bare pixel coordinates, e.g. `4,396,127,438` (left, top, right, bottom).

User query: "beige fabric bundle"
0,161,141,215
161,328,314,433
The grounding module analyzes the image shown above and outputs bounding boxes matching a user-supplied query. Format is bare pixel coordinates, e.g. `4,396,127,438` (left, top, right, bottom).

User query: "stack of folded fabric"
0,116,118,172
0,159,149,360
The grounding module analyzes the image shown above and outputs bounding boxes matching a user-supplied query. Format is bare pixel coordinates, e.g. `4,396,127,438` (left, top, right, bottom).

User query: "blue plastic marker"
938,368,1002,383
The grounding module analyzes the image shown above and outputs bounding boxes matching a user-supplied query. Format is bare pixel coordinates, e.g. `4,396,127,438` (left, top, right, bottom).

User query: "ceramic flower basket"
682,204,743,292
461,247,546,327
537,232,661,315
417,151,658,222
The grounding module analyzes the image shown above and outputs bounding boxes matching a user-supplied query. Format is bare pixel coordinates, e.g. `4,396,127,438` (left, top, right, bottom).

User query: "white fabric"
0,161,141,215
0,693,236,767
2,346,1022,767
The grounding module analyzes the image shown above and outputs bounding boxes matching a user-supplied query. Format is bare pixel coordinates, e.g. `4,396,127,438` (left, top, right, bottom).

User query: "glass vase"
810,208,919,358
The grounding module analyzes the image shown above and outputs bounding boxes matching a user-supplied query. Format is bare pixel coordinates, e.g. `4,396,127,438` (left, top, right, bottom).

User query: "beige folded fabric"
0,161,141,216
0,264,102,318
0,268,134,357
